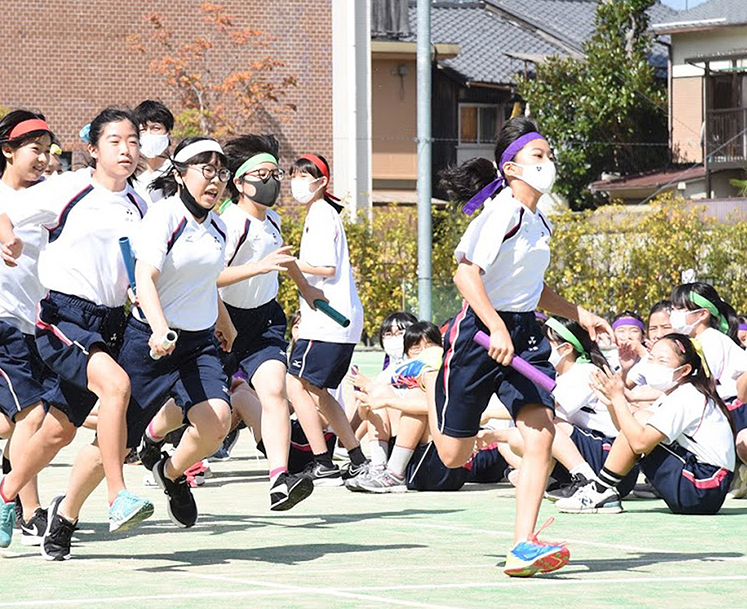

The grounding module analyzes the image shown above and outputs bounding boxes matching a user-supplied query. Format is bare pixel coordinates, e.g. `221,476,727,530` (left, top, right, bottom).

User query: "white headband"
174,140,224,164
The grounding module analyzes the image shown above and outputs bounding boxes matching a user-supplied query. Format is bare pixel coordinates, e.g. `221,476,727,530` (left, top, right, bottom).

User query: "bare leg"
10,404,46,519
230,383,262,438
252,361,291,472
287,374,329,454
425,371,475,467
145,398,184,439
737,429,747,465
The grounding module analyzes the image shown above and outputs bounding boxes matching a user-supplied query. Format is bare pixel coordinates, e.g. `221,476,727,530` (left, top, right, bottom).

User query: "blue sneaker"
0,497,16,548
108,490,154,533
503,518,570,577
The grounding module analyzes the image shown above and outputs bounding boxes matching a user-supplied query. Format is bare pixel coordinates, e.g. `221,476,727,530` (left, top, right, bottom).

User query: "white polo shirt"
647,382,736,471
0,180,48,334
8,168,146,308
297,200,363,344
455,187,552,312
553,362,618,437
219,203,282,309
134,194,226,331
697,327,747,400
133,163,169,207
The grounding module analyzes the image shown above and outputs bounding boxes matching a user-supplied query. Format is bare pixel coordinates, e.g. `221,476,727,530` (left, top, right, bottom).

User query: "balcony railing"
707,106,747,164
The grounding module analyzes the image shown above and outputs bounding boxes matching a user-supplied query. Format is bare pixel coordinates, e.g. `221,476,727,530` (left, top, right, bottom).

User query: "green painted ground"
1,349,745,608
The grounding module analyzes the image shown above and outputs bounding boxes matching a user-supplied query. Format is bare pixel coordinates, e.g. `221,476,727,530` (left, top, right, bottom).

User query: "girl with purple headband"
432,116,613,577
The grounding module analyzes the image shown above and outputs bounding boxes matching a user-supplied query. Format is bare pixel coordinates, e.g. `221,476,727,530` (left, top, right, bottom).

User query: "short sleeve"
6,178,69,228
454,202,516,272
303,206,338,268
553,365,595,418
133,204,177,272
646,391,696,444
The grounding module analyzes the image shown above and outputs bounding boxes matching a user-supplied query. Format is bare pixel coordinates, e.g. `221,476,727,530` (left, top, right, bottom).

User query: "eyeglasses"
188,165,231,182
244,167,285,182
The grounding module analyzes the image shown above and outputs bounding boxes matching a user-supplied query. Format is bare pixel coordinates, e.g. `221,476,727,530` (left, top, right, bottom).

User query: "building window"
459,104,501,145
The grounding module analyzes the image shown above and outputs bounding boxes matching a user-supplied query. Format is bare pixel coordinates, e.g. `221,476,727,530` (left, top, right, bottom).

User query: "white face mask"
291,178,323,204
644,362,684,392
670,309,703,336
140,133,169,159
549,343,568,368
382,335,405,362
512,160,557,194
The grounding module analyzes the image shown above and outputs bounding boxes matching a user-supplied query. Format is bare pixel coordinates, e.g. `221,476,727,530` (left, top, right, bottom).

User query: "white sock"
370,440,390,467
569,461,596,481
387,445,415,478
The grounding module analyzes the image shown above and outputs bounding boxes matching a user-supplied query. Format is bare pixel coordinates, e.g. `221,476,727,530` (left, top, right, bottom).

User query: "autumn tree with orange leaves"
127,2,297,138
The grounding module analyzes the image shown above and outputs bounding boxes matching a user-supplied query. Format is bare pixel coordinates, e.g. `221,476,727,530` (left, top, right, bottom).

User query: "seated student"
621,302,671,402
557,334,736,515
480,317,636,501
132,100,174,206
738,315,747,349
350,321,509,492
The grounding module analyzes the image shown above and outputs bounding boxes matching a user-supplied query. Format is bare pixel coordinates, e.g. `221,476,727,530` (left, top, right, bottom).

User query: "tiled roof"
652,0,747,32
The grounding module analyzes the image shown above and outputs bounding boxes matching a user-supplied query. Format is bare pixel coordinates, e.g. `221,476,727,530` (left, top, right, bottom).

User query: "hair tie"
300,154,340,202
690,337,711,379
545,317,590,363
9,118,51,140
689,292,729,334
174,139,224,164
234,152,278,180
612,317,646,332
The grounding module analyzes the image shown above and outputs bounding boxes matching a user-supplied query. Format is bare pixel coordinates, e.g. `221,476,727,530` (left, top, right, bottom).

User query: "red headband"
9,119,51,141
300,154,340,202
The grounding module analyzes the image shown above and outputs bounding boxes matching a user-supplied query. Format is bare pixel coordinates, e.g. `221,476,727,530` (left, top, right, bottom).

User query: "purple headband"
535,311,548,321
739,324,747,332
612,317,646,332
462,131,546,216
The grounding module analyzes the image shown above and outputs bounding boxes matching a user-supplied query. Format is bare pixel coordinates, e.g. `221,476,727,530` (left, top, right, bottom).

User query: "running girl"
0,108,153,557
432,116,612,577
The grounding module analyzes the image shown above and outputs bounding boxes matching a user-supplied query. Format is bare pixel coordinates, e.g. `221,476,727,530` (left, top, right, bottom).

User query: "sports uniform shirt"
0,180,47,334
297,200,363,344
133,163,169,207
219,203,281,309
697,327,747,399
647,382,736,471
390,346,444,392
455,187,552,312
553,362,618,437
8,168,146,308
134,194,226,331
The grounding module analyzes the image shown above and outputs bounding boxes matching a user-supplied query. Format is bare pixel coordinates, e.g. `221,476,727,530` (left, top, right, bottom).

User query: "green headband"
689,292,729,334
545,317,590,363
234,153,278,180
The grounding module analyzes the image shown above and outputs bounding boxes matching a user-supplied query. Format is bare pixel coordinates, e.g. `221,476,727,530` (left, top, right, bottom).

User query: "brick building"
1,0,334,173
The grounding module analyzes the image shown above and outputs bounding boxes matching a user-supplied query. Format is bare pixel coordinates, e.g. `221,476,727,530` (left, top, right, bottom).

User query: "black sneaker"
545,473,592,503
138,433,166,471
633,479,661,499
20,507,48,547
300,460,343,487
14,498,22,530
41,496,76,561
208,427,240,463
152,455,198,528
270,472,314,511
341,459,372,481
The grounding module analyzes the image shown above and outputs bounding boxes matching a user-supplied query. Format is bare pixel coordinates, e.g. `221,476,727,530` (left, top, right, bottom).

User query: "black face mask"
248,176,280,207
179,182,210,220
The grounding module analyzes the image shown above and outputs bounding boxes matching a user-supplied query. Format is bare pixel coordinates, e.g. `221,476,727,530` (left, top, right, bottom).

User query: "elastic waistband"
127,315,214,339
225,299,276,315
47,291,121,318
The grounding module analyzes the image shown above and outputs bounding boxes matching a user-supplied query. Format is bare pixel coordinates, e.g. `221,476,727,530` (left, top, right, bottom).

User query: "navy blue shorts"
119,317,230,448
288,339,356,390
465,445,509,483
727,399,747,434
551,427,638,497
221,300,288,384
640,442,733,515
435,305,556,438
35,291,126,427
0,322,53,420
257,419,337,474
405,441,470,491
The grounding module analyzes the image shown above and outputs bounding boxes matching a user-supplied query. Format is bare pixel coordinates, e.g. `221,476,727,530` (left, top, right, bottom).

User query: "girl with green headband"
670,282,747,493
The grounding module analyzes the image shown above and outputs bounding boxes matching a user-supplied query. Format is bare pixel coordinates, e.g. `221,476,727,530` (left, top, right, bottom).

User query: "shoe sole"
110,501,155,533
152,461,197,529
20,533,43,546
41,496,71,561
271,478,314,511
557,503,623,514
356,483,407,494
504,547,571,577
311,476,344,487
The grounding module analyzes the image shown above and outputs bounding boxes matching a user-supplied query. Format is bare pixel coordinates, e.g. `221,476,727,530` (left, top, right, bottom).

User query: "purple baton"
473,331,556,392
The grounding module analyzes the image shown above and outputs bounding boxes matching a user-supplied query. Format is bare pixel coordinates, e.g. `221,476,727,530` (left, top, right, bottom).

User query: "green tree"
518,0,668,210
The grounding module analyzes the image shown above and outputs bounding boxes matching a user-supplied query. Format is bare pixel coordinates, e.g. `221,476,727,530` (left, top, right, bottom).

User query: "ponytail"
671,282,741,345
545,316,609,370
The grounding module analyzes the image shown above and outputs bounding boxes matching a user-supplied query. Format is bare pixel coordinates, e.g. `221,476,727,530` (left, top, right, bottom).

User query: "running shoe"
152,455,198,528
633,479,662,500
138,432,166,471
727,464,747,500
345,463,385,492
503,518,570,577
0,495,15,548
208,427,240,462
556,480,623,514
41,496,76,561
109,490,155,533
355,468,407,494
14,497,22,530
20,507,48,546
341,459,372,481
545,473,592,503
300,461,343,487
270,472,314,511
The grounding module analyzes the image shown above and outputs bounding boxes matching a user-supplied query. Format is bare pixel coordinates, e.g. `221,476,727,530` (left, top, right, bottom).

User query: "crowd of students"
0,103,745,579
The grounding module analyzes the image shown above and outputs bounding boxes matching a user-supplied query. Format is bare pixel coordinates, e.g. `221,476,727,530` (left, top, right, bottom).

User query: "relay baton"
473,331,556,392
150,330,178,361
313,300,350,328
118,237,137,290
